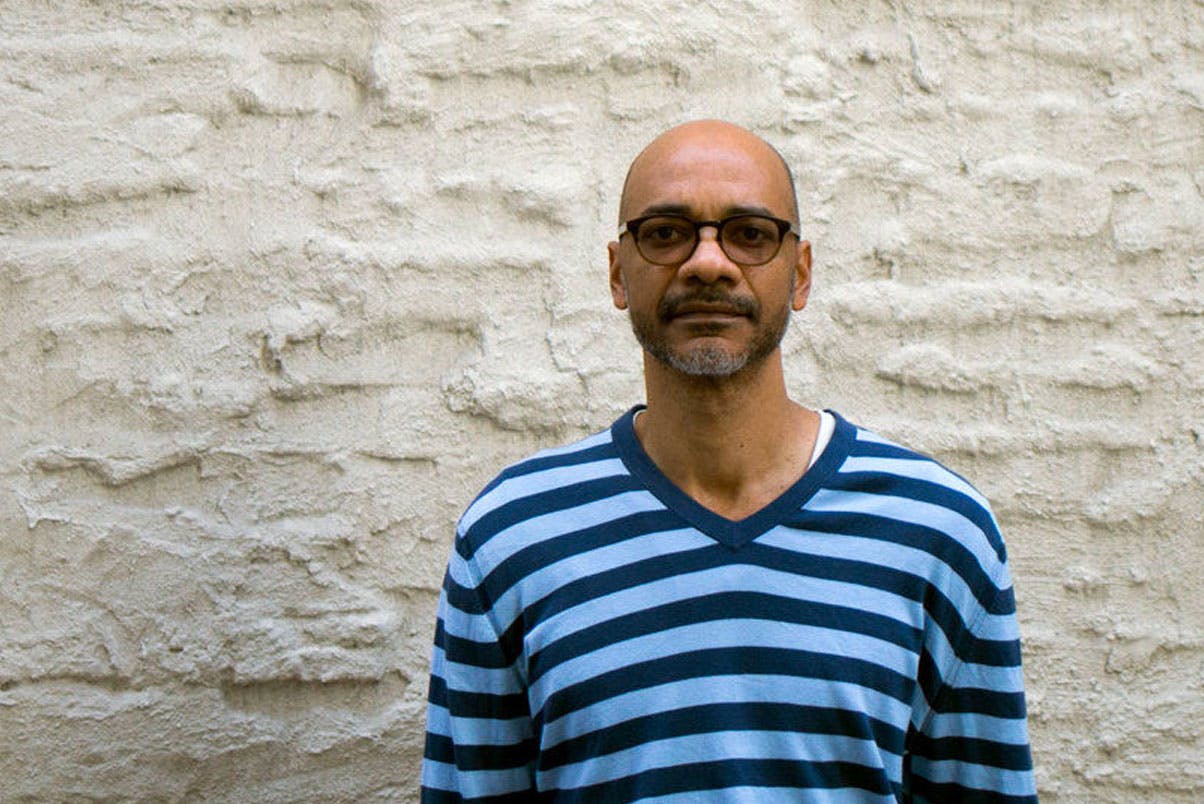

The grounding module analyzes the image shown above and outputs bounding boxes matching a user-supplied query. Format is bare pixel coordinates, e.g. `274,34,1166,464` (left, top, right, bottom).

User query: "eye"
725,217,778,247
638,218,692,245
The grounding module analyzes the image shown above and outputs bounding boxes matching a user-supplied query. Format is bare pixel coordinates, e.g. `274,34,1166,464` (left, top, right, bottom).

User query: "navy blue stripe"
420,787,535,804
477,441,618,496
484,508,680,607
908,730,1033,772
536,646,915,727
789,509,1006,614
429,674,530,720
843,438,986,504
518,542,719,633
539,702,906,771
425,731,456,764
916,647,944,715
423,731,538,772
460,474,646,559
752,539,1015,668
846,437,941,465
437,618,510,669
528,591,921,686
907,775,1037,804
825,470,1006,562
935,684,1027,720
922,583,1017,668
523,540,924,640
443,570,488,617
548,757,893,802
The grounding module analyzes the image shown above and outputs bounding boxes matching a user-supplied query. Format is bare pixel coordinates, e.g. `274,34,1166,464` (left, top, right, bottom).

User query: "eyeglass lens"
634,216,785,265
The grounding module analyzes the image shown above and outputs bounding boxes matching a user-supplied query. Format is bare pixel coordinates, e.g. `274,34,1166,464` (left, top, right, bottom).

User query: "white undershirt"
807,409,835,470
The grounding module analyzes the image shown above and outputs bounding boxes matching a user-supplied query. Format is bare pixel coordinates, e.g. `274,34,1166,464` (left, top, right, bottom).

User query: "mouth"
670,308,746,323
660,295,756,322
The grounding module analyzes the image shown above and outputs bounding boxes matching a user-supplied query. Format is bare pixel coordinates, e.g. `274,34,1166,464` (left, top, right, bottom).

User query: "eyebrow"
633,203,784,220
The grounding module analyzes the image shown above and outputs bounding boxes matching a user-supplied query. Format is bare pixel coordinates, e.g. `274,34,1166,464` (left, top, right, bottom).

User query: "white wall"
1,1,1201,800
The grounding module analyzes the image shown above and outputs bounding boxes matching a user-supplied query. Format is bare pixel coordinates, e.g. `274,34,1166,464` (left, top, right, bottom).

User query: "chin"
662,346,751,377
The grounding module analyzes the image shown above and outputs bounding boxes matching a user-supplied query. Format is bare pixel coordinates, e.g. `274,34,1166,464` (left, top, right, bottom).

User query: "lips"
659,293,757,321
674,305,743,317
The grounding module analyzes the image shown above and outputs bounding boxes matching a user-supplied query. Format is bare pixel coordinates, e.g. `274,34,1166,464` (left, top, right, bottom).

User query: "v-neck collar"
611,405,853,549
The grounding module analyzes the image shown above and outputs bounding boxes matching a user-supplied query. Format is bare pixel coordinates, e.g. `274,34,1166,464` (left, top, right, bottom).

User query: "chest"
517,535,928,736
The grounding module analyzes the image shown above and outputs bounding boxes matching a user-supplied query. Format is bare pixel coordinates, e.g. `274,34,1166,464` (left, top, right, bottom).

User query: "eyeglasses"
619,213,799,266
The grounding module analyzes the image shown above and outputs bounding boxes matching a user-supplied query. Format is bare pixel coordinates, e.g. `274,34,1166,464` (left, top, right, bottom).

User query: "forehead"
622,134,794,220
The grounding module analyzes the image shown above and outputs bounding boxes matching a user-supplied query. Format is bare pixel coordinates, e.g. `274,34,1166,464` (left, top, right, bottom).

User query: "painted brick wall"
1,1,1201,800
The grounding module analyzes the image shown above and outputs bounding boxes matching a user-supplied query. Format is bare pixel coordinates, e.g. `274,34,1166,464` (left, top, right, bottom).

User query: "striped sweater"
422,407,1037,802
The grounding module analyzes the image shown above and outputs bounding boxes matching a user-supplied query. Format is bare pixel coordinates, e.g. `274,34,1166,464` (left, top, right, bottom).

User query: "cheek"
621,271,668,306
755,270,794,303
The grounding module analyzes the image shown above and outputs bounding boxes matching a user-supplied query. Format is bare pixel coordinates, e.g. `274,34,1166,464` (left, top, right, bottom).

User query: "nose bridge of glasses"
689,221,730,261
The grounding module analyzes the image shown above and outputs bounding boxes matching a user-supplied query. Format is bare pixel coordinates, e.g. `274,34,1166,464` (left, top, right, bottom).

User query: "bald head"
618,120,799,225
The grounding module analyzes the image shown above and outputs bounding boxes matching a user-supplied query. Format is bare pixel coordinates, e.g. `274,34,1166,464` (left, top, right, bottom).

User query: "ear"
608,240,628,310
791,239,812,311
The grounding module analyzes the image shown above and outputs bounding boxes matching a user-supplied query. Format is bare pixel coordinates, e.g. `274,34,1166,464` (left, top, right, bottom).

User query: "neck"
635,350,818,520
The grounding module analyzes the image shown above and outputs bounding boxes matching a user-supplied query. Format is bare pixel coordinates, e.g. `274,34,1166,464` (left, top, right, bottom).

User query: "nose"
679,225,741,284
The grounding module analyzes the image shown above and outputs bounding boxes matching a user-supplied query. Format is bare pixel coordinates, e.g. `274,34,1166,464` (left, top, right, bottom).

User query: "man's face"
608,123,811,379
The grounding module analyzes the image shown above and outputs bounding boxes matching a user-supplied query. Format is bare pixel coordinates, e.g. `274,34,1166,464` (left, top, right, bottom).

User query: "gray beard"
650,343,754,377
629,302,791,378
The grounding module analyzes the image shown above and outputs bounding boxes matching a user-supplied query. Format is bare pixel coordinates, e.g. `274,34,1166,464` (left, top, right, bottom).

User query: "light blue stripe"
427,706,535,747
530,562,916,665
807,489,998,569
541,673,910,750
756,527,1006,632
421,758,534,797
528,428,613,459
425,701,452,737
426,701,535,750
921,711,1031,742
461,457,629,532
420,758,458,793
447,526,707,641
530,618,916,709
445,545,481,590
911,758,1037,796
838,455,988,508
541,730,885,791
760,527,1016,645
917,622,1024,697
915,707,1030,746
435,582,510,644
441,651,525,696
437,607,507,645
473,489,667,576
853,429,902,447
636,786,897,803
501,526,707,634
950,658,1026,692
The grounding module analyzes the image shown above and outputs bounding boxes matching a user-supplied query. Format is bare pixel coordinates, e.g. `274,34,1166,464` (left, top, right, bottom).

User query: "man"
421,120,1037,802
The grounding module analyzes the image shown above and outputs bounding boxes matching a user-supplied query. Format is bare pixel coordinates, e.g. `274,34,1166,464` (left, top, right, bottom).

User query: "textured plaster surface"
1,1,1202,801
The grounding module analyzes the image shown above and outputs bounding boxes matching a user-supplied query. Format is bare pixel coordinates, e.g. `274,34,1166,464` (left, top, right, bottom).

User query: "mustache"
657,289,759,320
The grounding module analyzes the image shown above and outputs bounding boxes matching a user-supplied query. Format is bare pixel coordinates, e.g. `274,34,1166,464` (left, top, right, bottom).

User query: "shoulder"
833,415,992,503
455,416,635,562
823,412,1008,570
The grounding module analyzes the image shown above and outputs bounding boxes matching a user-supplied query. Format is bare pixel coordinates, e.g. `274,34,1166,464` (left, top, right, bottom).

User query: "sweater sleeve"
904,559,1038,803
420,537,537,803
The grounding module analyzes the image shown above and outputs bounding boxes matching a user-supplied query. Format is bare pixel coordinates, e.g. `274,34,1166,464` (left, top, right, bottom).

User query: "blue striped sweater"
422,407,1037,802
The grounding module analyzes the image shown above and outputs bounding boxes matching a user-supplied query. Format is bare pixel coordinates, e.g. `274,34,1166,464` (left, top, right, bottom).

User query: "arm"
421,541,538,803
905,574,1038,803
